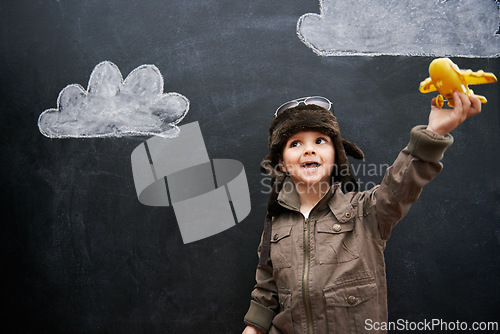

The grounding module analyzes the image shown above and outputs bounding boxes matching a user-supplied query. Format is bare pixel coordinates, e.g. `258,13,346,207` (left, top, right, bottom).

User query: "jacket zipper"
302,217,314,334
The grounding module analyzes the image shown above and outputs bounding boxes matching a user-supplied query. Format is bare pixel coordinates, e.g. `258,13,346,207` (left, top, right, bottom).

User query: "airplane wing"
419,77,438,93
461,69,498,86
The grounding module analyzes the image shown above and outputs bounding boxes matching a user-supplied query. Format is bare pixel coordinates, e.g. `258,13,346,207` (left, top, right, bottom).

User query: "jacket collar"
327,184,356,223
276,177,335,214
276,177,301,211
276,177,355,222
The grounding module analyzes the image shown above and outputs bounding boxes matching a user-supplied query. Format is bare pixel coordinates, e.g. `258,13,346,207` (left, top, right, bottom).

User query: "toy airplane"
419,58,497,108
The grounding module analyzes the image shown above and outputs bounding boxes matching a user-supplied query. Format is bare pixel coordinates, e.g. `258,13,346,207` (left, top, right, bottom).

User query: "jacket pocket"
316,217,359,264
270,224,293,269
323,272,377,334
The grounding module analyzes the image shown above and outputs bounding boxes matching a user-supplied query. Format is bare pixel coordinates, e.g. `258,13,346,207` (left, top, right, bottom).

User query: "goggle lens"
274,96,332,117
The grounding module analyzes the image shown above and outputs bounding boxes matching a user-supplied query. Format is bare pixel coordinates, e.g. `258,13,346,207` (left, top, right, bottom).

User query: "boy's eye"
316,137,327,144
290,140,301,147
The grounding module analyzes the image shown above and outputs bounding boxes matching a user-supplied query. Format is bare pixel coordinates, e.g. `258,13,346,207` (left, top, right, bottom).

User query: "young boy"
243,93,481,334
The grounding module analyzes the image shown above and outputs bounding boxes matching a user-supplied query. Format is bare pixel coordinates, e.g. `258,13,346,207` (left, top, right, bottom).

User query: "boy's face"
280,130,335,190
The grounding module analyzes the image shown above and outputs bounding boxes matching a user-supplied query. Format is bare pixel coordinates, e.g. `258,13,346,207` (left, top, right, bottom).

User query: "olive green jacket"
244,126,453,334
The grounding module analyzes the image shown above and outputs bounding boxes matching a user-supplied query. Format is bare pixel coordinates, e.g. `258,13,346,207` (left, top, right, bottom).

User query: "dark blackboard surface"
1,0,499,333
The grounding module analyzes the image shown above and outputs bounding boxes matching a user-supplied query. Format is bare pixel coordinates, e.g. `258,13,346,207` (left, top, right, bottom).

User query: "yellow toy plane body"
419,58,497,108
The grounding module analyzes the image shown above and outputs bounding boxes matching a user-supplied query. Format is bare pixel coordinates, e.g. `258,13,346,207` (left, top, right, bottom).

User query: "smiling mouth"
301,162,321,168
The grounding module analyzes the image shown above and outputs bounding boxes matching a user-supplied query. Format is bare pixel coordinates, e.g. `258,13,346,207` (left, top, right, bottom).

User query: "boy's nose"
303,145,316,155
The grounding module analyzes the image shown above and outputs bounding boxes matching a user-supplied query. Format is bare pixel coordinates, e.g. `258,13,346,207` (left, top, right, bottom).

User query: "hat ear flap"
260,152,286,216
332,135,363,193
339,165,358,193
342,139,364,160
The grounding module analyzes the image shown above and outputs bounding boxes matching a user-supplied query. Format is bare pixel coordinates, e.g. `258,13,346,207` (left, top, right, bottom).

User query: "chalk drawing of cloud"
38,61,189,138
297,0,500,57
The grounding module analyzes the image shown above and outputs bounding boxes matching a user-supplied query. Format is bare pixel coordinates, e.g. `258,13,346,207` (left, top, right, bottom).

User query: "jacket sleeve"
373,125,454,240
243,234,278,333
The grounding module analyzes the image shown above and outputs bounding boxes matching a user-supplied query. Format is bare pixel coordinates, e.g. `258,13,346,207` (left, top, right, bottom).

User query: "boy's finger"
461,94,472,121
458,92,471,111
469,95,482,116
452,92,463,114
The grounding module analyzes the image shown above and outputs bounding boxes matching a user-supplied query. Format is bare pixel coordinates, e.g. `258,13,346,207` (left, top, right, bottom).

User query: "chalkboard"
2,0,499,333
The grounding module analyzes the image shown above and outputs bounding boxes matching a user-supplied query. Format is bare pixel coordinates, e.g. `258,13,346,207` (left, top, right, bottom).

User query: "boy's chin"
293,177,332,190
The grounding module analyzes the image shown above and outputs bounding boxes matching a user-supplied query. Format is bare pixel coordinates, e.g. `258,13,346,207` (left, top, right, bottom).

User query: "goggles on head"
274,96,332,117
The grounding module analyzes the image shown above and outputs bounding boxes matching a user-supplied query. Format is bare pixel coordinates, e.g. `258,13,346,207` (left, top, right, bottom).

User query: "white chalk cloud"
38,61,189,138
297,0,500,57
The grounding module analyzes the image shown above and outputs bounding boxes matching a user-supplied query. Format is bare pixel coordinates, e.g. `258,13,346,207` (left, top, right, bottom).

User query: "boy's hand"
427,92,481,136
242,325,262,334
